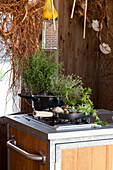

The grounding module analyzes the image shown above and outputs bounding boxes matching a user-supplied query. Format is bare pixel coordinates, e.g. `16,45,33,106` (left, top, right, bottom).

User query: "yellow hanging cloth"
41,0,58,20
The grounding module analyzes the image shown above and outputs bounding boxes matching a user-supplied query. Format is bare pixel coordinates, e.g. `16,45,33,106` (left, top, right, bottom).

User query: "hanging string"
51,0,56,30
71,0,77,18
83,0,88,39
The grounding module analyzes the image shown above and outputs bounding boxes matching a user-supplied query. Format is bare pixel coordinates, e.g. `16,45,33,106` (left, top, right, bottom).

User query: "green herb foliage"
14,46,107,126
76,88,108,126
14,48,63,94
76,88,94,116
52,74,84,105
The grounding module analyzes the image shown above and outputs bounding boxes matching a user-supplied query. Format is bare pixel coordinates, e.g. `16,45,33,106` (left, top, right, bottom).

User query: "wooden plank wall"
58,0,113,110
97,0,113,110
20,0,113,111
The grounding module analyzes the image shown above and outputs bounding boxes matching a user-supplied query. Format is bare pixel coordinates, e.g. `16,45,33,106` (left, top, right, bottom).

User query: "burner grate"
23,114,101,130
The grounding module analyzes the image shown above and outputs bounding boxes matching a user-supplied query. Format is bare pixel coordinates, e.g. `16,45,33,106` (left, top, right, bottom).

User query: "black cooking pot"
18,93,64,110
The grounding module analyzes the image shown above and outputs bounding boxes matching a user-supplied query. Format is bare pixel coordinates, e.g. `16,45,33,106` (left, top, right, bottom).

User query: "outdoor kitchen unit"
6,113,113,170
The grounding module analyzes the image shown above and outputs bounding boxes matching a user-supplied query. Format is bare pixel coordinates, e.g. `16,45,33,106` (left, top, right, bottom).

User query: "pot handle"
7,136,46,165
18,93,35,100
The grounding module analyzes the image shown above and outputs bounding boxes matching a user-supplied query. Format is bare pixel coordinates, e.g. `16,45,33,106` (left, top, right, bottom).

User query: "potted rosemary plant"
15,48,63,94
15,47,64,110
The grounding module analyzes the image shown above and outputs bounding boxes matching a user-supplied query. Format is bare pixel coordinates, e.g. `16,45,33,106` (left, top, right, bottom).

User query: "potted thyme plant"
51,74,107,125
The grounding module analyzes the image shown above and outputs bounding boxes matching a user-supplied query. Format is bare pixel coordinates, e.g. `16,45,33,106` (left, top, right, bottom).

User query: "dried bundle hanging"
0,0,45,97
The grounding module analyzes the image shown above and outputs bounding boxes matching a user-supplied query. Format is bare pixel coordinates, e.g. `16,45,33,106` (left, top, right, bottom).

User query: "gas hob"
23,114,101,131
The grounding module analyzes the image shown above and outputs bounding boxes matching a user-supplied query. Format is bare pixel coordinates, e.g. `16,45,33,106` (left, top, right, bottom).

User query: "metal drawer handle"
6,136,46,165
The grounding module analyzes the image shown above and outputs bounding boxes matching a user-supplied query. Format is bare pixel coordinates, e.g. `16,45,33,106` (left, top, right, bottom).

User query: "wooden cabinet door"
8,127,48,170
56,140,113,170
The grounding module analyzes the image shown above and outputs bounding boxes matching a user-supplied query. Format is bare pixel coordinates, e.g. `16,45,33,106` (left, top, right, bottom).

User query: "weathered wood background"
96,0,113,110
58,0,113,110
21,0,113,112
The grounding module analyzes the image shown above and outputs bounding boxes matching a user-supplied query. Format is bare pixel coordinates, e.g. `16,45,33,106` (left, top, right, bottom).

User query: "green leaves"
52,74,84,105
76,88,108,126
14,47,108,126
14,47,63,94
76,87,94,116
